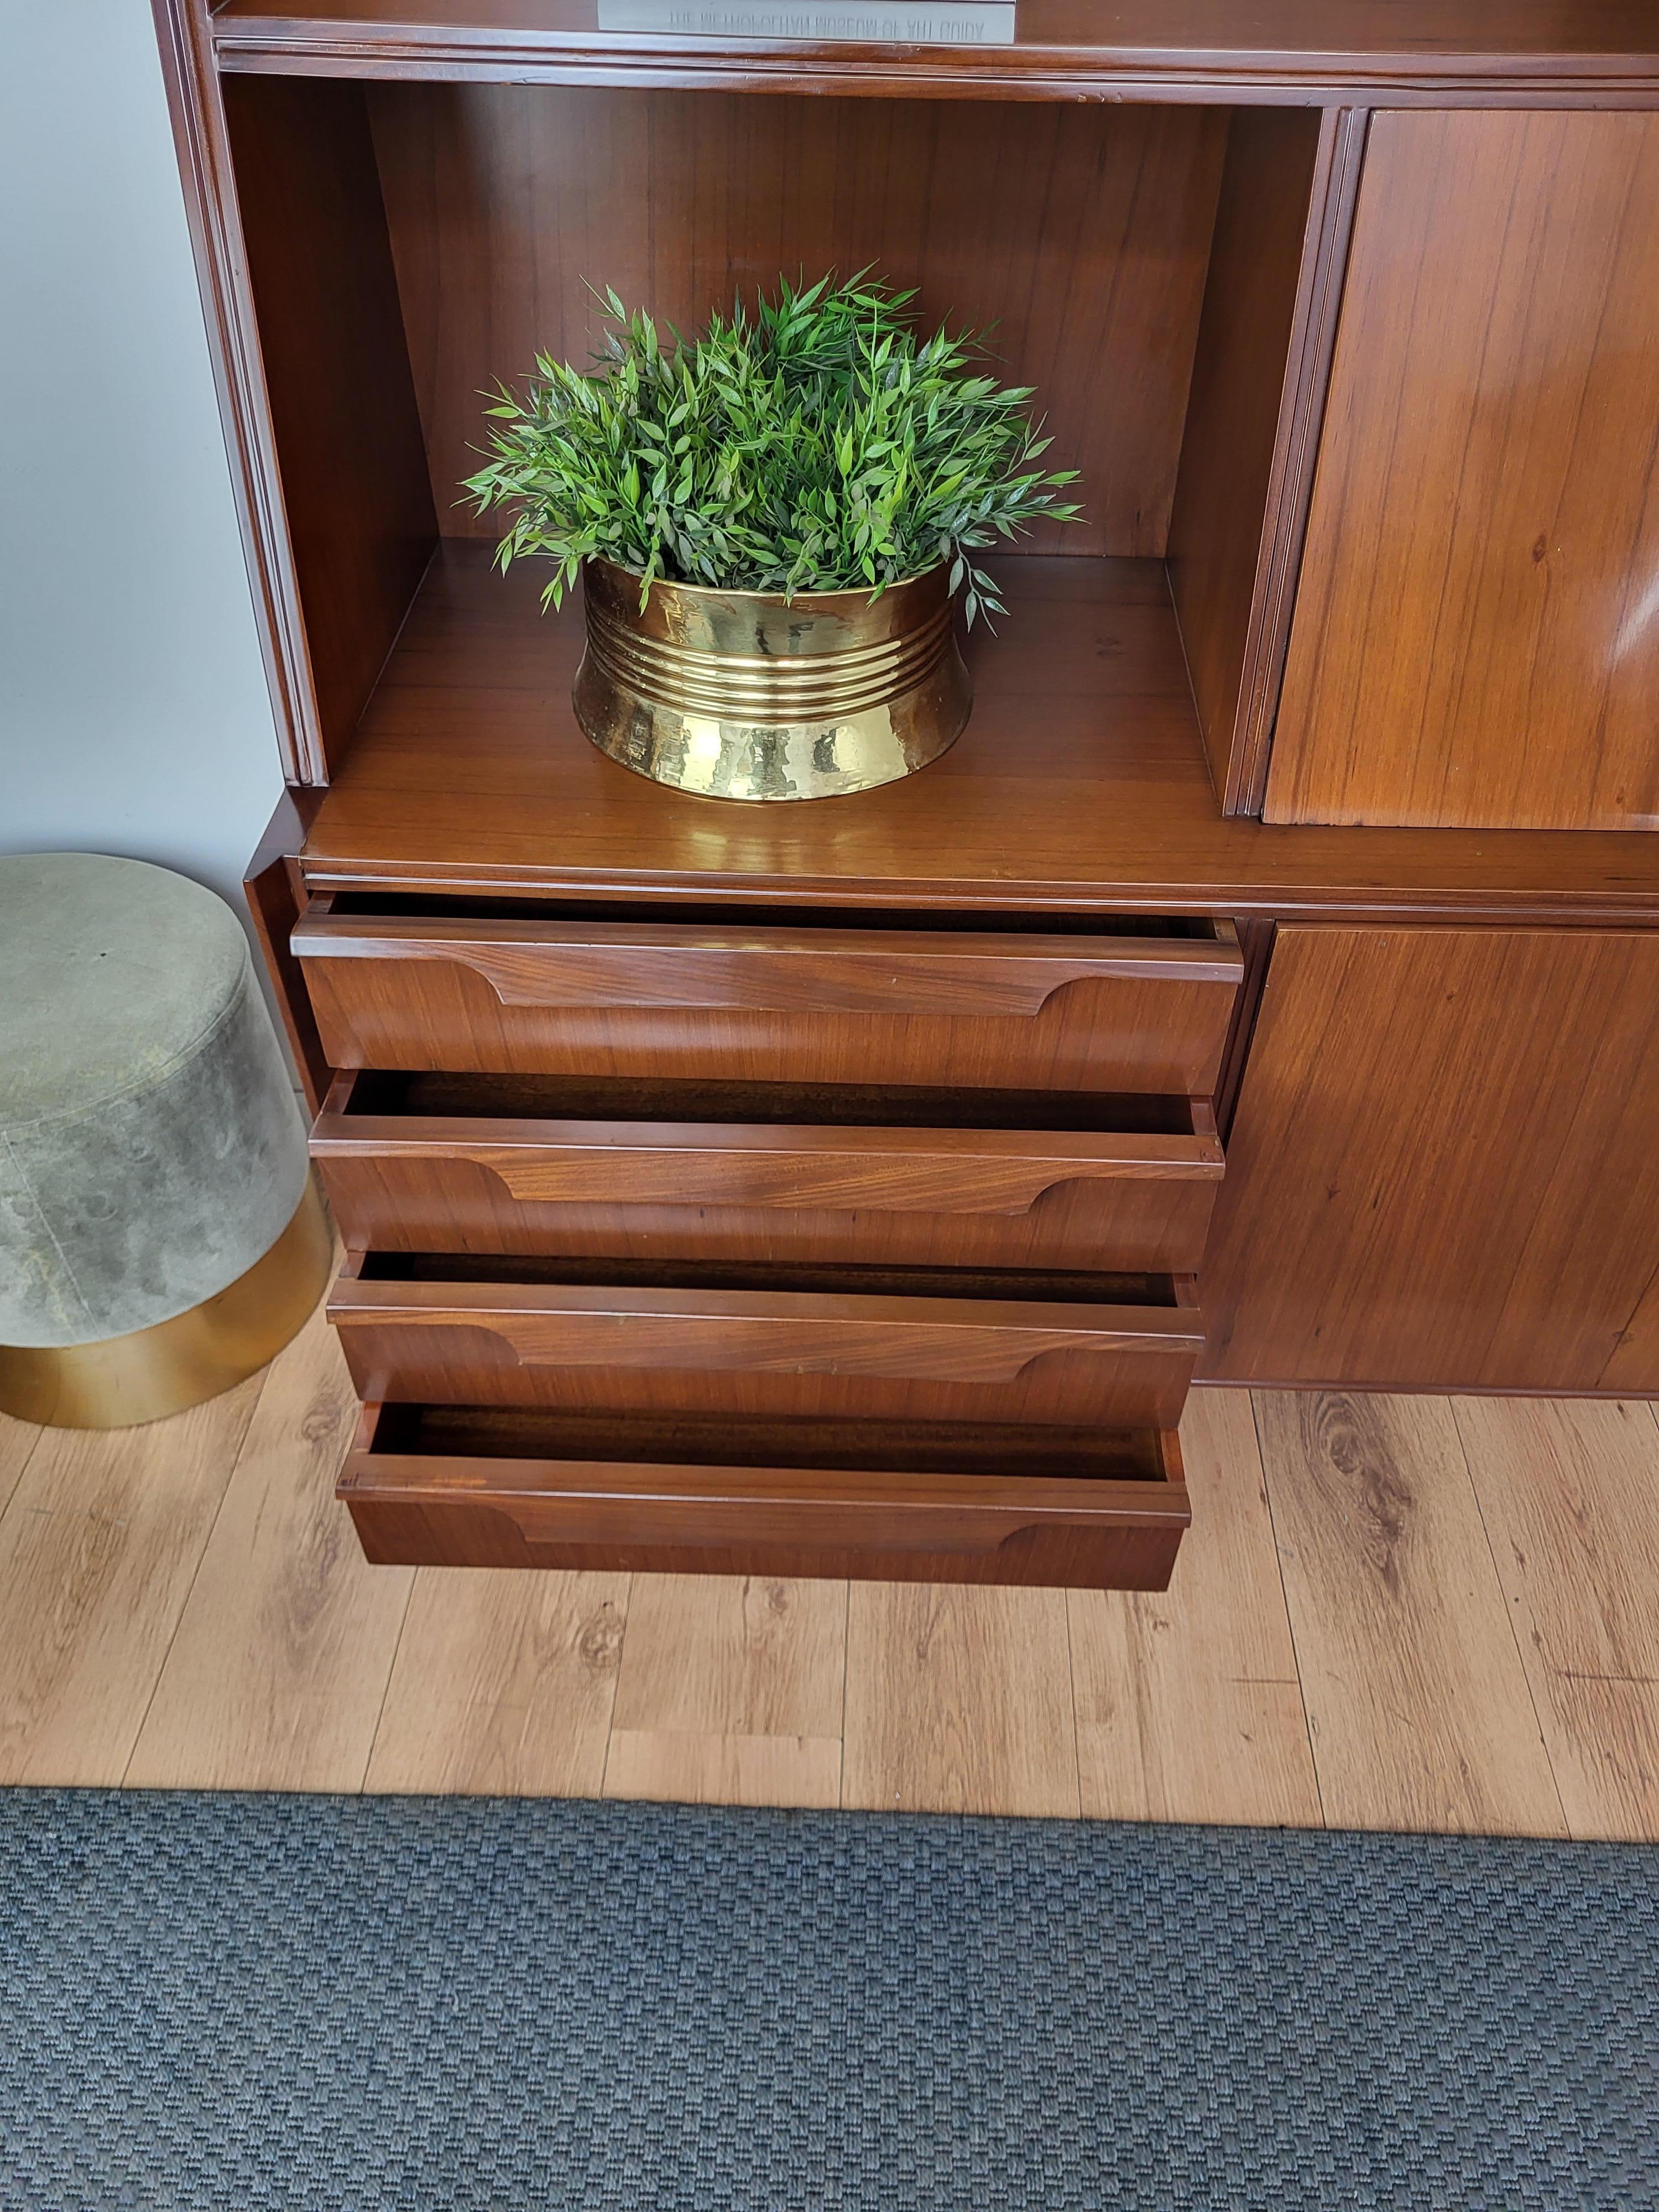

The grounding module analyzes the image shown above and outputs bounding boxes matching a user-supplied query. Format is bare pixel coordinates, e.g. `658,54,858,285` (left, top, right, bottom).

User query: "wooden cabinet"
161,2,1659,1589
1269,110,1659,831
1202,927,1659,1390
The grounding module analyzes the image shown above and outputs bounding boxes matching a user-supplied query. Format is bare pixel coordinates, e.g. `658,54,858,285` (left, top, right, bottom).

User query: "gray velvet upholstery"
0,855,309,1347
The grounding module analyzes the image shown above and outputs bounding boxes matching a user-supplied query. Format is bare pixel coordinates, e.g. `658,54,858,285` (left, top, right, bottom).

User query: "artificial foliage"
463,275,1082,624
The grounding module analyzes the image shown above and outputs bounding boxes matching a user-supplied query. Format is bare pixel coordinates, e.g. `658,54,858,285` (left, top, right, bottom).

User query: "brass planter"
573,556,972,801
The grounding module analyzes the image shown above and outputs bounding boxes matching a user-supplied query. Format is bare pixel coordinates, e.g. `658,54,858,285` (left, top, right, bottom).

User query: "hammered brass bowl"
573,556,972,801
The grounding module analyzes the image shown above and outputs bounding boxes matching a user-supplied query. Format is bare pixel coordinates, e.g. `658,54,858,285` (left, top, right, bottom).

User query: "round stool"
0,854,331,1427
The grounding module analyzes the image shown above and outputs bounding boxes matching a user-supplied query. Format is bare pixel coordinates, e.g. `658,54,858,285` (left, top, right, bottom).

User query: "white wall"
0,0,282,915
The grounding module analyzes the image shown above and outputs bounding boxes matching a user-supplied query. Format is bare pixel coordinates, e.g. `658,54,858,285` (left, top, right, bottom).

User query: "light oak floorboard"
603,1729,843,1809
1070,1388,1323,1828
367,1569,628,1797
127,1307,412,1792
0,1380,260,1785
842,1583,1080,1817
604,1573,846,1808
1454,1395,1659,1842
1255,1391,1566,1837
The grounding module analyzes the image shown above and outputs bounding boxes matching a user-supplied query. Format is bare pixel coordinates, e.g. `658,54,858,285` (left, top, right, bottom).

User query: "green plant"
462,274,1081,625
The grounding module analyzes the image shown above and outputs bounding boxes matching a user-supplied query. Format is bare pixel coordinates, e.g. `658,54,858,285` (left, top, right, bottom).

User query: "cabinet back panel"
223,76,439,778
367,85,1228,560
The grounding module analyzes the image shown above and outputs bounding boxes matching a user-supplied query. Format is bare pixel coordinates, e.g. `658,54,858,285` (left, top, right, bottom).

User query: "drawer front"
338,1405,1190,1590
295,912,1242,1094
312,1081,1225,1275
327,1269,1203,1431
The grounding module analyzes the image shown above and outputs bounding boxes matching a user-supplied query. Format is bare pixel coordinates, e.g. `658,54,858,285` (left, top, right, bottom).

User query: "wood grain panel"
296,910,1241,1094
328,1272,1203,1428
368,85,1225,560
210,0,1659,97
604,1574,845,1808
152,0,323,783
1454,1396,1659,1843
313,1079,1223,1274
1070,1386,1321,1827
1255,1391,1565,1836
222,73,437,778
245,790,330,1110
0,1381,260,1786
842,1582,1080,1816
126,1304,412,1792
297,547,1659,921
339,1413,1190,1589
1270,109,1659,831
1202,927,1659,1392
365,1567,627,1794
1602,1266,1659,1395
1168,106,1329,810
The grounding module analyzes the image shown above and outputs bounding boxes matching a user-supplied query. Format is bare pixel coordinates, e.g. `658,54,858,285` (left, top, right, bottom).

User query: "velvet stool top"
0,854,330,1427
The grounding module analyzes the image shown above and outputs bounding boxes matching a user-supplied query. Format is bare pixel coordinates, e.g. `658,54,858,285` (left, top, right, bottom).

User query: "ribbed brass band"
573,556,973,801
583,593,954,723
0,1176,332,1430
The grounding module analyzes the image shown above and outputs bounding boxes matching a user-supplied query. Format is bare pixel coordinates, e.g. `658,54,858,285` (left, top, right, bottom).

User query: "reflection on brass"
573,556,972,800
0,1176,333,1430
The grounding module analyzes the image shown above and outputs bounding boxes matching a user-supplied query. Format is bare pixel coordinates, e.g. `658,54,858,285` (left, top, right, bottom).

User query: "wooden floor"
2,1294,1657,1838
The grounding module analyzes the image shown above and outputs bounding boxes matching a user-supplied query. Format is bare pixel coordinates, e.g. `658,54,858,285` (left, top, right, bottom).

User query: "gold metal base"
574,556,972,801
0,1177,333,1430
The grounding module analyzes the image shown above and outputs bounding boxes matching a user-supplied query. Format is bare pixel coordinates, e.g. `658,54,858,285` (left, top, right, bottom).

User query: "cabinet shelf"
301,542,1659,919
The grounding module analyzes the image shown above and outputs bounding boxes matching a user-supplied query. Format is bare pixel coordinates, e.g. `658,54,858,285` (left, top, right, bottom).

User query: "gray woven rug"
1,1791,1653,2210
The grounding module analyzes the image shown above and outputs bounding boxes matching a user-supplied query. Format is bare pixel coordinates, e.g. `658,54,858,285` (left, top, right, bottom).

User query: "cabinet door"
1267,110,1659,831
1201,927,1659,1390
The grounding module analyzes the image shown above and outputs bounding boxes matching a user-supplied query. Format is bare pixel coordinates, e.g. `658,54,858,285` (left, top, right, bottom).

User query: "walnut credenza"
158,0,1659,1587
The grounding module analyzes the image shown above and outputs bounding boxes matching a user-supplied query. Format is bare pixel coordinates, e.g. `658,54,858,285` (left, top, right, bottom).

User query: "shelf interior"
300,544,1659,912
366,1402,1173,1483
304,542,1224,897
218,69,1659,912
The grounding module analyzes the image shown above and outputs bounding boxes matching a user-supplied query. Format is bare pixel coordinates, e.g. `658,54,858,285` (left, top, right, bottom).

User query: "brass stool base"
0,1177,332,1430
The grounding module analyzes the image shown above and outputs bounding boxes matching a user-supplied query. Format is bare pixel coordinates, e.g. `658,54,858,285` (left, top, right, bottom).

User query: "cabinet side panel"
1267,109,1659,831
1166,107,1325,808
244,794,331,1114
368,85,1226,560
223,75,437,780
1199,926,1659,1391
150,0,317,782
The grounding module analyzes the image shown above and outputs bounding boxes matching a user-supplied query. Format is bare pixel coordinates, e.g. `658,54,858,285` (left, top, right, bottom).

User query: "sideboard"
155,0,1659,1587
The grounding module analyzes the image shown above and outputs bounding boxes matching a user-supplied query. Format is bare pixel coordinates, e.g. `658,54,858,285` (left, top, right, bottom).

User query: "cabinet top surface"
299,546,1659,922
208,0,1659,88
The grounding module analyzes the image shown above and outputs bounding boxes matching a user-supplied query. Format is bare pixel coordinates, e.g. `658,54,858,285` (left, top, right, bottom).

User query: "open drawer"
294,901,1242,1095
312,1071,1225,1275
328,1251,1203,1430
338,1403,1191,1590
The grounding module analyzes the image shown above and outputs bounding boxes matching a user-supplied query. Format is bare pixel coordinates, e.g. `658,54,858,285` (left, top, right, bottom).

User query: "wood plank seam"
355,1556,422,1794
109,1380,267,1787
1246,1390,1327,1828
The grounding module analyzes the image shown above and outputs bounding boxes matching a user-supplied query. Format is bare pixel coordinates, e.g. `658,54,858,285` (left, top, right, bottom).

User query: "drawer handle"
481,1147,1220,1217
342,1463,1191,1563
295,922,1243,1020
331,1305,1199,1386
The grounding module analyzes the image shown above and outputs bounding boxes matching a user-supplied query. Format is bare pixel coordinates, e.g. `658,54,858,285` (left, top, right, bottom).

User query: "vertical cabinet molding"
1200,926,1659,1391
1268,109,1659,831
